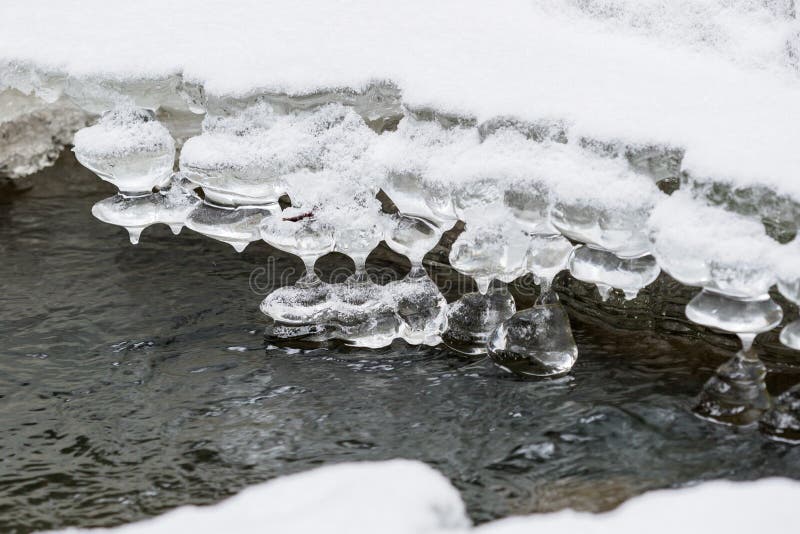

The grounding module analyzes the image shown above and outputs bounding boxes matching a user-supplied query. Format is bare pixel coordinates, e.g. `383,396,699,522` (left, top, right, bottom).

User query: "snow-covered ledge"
2,0,800,196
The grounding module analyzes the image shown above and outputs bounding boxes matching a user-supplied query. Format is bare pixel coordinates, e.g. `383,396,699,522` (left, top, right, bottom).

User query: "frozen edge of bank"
2,0,800,200
48,459,800,534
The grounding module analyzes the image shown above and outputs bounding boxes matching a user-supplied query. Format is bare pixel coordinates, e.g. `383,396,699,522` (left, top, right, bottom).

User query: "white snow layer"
48,459,800,534
1,0,800,199
52,460,470,534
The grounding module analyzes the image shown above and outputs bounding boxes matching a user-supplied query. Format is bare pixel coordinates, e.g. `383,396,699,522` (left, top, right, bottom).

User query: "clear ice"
26,68,795,429
73,108,175,195
487,303,578,378
442,285,517,355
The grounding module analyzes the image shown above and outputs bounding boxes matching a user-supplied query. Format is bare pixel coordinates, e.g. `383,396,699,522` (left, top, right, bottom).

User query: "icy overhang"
2,0,800,200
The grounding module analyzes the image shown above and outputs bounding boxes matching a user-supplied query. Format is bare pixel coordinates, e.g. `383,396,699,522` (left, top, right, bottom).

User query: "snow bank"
2,0,800,199
478,477,800,534
48,460,800,534
52,460,469,534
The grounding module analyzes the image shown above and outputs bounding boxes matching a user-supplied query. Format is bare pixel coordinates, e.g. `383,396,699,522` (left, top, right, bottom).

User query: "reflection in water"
2,154,800,533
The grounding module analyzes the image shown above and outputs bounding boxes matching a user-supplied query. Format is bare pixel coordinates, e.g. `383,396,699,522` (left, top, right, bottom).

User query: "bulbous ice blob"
73,108,175,195
706,261,778,300
330,309,401,349
568,245,660,300
779,279,800,306
260,284,337,326
526,234,574,286
263,318,338,348
424,128,562,226
367,117,476,224
780,321,800,350
381,171,438,221
334,221,384,272
487,304,578,377
259,208,336,334
384,214,443,267
386,265,448,346
442,286,516,355
296,191,389,340
379,170,457,227
181,157,287,208
686,289,782,426
328,284,401,349
760,383,800,443
451,177,504,222
774,242,800,350
776,241,800,304
156,176,203,235
421,178,460,224
91,178,201,243
319,189,386,273
186,202,273,253
449,213,528,294
182,102,376,207
315,192,401,349
260,208,336,275
179,105,280,207
551,173,660,258
694,349,771,427
504,178,556,235
685,289,783,336
648,191,780,298
92,194,159,245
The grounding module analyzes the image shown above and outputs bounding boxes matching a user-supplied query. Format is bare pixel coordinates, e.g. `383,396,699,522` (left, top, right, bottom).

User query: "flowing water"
2,153,800,533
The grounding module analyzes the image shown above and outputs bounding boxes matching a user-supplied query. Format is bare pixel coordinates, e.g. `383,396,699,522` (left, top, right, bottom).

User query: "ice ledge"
2,0,800,199
0,89,88,179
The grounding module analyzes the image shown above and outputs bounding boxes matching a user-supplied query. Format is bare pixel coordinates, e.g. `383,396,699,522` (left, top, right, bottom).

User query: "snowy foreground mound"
50,460,800,534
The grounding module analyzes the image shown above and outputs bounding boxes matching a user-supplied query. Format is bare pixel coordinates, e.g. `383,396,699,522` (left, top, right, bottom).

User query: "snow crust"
181,103,374,179
47,460,800,534
73,108,173,158
2,0,800,198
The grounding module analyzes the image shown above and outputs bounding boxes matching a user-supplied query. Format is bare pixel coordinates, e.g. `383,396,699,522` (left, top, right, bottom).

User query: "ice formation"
2,0,800,434
0,88,86,179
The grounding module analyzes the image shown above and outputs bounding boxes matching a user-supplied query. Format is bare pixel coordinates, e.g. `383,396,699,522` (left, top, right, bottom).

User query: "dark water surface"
2,154,800,533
